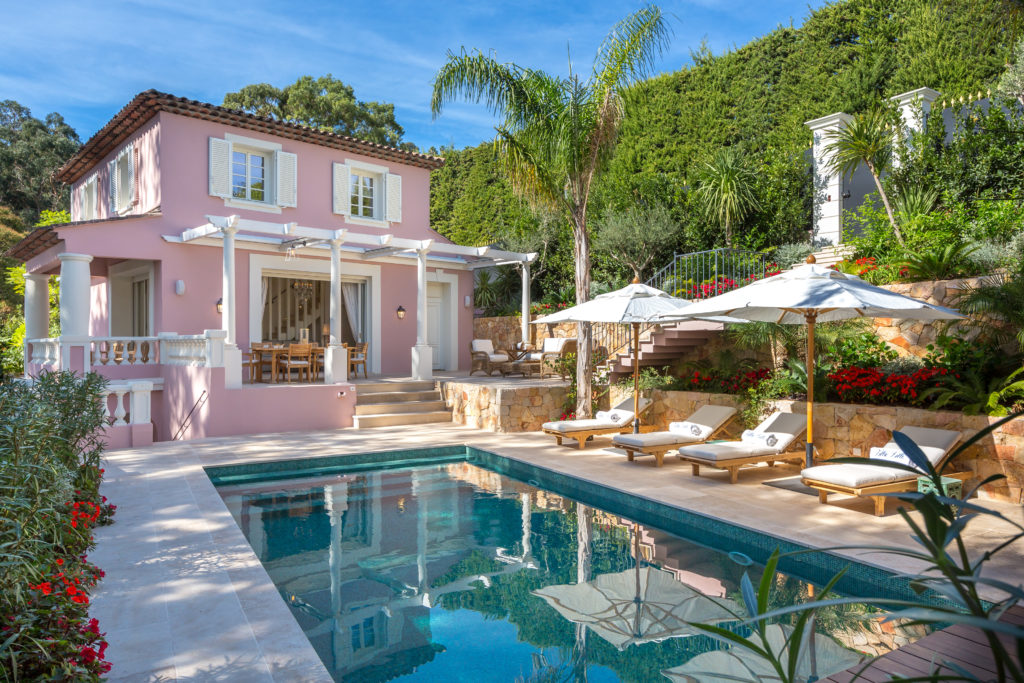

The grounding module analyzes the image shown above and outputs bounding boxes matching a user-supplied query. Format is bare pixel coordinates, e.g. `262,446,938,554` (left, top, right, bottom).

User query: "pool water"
211,449,923,682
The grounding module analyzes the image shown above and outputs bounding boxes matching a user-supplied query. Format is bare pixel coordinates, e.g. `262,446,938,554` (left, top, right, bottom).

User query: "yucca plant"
902,242,977,281
694,147,759,247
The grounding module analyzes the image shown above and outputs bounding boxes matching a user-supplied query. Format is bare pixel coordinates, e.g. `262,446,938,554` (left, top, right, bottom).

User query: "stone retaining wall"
607,385,1023,503
473,316,576,352
441,379,570,433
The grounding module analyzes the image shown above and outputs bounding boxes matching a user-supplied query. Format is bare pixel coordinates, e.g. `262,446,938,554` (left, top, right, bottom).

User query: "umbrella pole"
632,322,641,434
633,523,643,638
805,313,816,469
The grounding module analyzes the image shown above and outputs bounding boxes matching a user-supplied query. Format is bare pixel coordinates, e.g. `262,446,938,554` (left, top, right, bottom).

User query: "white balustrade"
100,379,155,427
90,337,160,367
27,338,60,367
158,330,225,367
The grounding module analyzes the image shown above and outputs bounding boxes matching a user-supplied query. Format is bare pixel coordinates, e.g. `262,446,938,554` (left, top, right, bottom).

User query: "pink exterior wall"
70,116,160,222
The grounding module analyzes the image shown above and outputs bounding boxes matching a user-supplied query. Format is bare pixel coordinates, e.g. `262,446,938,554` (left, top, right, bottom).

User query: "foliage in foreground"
710,416,1024,682
0,371,116,681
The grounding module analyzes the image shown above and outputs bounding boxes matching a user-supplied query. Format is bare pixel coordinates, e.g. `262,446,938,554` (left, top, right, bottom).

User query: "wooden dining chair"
278,343,312,383
348,342,368,378
241,348,260,383
310,346,325,382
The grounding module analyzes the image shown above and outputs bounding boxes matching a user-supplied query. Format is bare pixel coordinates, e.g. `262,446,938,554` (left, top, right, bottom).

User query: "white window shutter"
108,160,118,214
332,162,350,215
91,178,98,219
276,151,298,207
128,143,137,207
208,137,232,198
385,173,402,223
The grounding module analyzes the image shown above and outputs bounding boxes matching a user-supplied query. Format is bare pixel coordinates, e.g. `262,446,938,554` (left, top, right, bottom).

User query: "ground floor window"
260,275,367,346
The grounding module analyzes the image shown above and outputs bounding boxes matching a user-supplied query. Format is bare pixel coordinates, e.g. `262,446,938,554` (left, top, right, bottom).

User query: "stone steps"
606,321,722,383
352,379,452,428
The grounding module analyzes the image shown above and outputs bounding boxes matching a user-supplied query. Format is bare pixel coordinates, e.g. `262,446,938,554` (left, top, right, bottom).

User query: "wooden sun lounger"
618,416,739,467
543,423,636,450
801,426,965,516
680,447,807,484
802,471,971,516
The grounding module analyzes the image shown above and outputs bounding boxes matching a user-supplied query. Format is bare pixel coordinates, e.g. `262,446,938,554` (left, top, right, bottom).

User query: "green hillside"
430,0,1022,294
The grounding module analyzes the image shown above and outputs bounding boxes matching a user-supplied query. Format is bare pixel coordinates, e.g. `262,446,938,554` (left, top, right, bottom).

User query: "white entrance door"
426,282,448,370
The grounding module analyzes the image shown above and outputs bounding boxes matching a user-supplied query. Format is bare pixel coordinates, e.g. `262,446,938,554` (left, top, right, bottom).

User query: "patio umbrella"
533,280,738,433
657,258,962,467
661,623,863,682
532,526,740,650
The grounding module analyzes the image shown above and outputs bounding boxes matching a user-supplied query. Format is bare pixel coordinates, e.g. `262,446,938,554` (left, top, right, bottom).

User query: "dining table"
253,344,324,383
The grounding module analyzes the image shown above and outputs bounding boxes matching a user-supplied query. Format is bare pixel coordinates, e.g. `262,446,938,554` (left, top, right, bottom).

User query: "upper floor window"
80,175,98,221
232,149,269,203
333,161,402,227
109,144,136,215
209,134,297,213
350,170,378,218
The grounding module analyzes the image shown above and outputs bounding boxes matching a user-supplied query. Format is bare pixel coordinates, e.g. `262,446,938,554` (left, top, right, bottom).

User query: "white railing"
90,337,160,367
27,338,60,367
158,330,226,368
100,380,154,426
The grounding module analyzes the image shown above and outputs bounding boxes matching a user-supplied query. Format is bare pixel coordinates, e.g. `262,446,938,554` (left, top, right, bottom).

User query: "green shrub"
0,371,114,680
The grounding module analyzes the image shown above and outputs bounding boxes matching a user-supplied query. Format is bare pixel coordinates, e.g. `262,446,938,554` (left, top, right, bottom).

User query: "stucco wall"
71,115,161,221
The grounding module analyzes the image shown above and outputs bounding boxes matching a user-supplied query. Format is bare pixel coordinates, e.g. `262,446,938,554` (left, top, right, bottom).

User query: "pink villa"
9,91,536,447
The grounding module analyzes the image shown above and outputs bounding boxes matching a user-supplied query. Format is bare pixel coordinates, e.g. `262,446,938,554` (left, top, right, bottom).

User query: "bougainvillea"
828,366,949,406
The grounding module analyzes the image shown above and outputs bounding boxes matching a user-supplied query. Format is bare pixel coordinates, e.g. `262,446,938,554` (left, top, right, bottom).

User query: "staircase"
605,320,722,384
352,380,452,428
808,243,854,268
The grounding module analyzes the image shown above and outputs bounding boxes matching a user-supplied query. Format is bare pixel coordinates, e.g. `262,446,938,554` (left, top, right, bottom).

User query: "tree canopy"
224,75,416,150
0,102,80,226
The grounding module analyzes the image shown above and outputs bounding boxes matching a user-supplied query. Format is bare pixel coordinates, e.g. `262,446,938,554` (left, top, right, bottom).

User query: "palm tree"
958,275,1024,351
431,6,671,416
823,108,905,246
694,147,759,247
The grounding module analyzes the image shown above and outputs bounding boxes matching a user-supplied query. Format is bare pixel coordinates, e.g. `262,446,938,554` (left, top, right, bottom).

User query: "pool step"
353,410,453,428
353,380,452,428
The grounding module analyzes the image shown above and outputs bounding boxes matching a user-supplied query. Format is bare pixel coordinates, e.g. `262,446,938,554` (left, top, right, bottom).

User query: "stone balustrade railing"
27,338,60,368
158,330,226,367
91,337,160,367
100,379,154,426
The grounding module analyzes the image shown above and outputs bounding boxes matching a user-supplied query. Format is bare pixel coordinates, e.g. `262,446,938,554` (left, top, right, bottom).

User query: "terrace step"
353,380,436,394
355,400,448,416
353,410,453,428
356,390,444,404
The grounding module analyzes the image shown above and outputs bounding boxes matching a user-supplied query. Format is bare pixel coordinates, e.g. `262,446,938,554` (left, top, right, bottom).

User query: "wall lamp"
396,305,406,320
216,298,223,314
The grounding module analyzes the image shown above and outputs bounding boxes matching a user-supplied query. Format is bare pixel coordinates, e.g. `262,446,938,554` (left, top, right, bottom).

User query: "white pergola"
163,215,536,386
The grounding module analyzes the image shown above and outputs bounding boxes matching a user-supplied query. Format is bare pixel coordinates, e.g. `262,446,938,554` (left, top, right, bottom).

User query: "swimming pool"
209,446,926,682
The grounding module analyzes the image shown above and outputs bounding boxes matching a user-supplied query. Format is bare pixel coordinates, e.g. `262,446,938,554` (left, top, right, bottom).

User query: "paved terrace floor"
92,423,1024,682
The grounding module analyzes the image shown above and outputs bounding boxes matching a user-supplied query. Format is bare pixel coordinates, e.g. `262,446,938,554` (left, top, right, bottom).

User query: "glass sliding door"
260,275,368,347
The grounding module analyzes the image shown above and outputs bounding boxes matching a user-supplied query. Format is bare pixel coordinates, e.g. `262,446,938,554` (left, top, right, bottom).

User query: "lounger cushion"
542,417,627,433
596,410,634,427
613,431,700,448
801,463,913,488
678,441,781,462
894,427,961,467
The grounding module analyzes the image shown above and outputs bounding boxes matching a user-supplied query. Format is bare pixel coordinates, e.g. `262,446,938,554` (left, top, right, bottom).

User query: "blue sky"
2,0,825,151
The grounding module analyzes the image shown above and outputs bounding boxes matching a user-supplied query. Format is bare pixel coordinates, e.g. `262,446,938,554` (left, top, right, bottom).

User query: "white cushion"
543,418,621,433
596,410,634,427
742,429,780,449
471,339,495,354
614,431,701,448
670,421,713,440
869,446,919,469
893,427,960,467
525,351,543,361
802,463,912,488
686,405,738,433
678,441,779,462
488,353,509,362
542,337,566,353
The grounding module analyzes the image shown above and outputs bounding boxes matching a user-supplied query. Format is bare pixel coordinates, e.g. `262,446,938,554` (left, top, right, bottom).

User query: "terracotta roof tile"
57,90,444,184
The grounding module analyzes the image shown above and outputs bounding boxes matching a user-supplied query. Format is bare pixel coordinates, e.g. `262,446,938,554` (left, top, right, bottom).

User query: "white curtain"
260,277,269,341
341,282,361,343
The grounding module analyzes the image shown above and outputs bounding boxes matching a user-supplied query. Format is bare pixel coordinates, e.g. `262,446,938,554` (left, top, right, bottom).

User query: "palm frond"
430,49,550,122
823,107,895,180
592,5,672,96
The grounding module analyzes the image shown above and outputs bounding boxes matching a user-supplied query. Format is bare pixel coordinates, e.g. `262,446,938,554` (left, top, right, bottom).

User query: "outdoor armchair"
469,339,510,376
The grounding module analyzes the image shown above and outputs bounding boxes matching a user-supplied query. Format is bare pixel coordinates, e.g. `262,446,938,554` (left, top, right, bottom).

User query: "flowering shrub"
0,371,115,680
684,367,772,394
829,366,949,405
530,301,571,316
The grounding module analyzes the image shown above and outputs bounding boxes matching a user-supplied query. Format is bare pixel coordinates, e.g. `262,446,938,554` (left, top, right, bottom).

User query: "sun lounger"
542,397,651,449
675,412,807,483
611,404,738,467
801,426,963,516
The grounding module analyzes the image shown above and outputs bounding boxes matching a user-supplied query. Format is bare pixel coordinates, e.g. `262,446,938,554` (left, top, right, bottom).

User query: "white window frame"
223,134,282,214
107,260,154,337
344,160,389,228
80,174,98,221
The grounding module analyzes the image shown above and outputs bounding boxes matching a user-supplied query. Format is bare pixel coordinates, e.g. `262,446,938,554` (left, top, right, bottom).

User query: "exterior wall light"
396,305,406,320
216,298,223,314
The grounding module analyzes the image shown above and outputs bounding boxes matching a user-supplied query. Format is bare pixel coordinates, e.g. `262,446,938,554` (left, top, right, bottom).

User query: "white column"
804,113,853,246
324,238,348,383
520,263,531,346
411,248,432,380
325,482,348,668
128,380,153,424
221,221,242,388
58,253,92,338
889,87,941,168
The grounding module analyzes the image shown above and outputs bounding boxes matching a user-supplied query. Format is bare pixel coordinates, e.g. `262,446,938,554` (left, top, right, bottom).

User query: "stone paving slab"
91,423,1024,681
